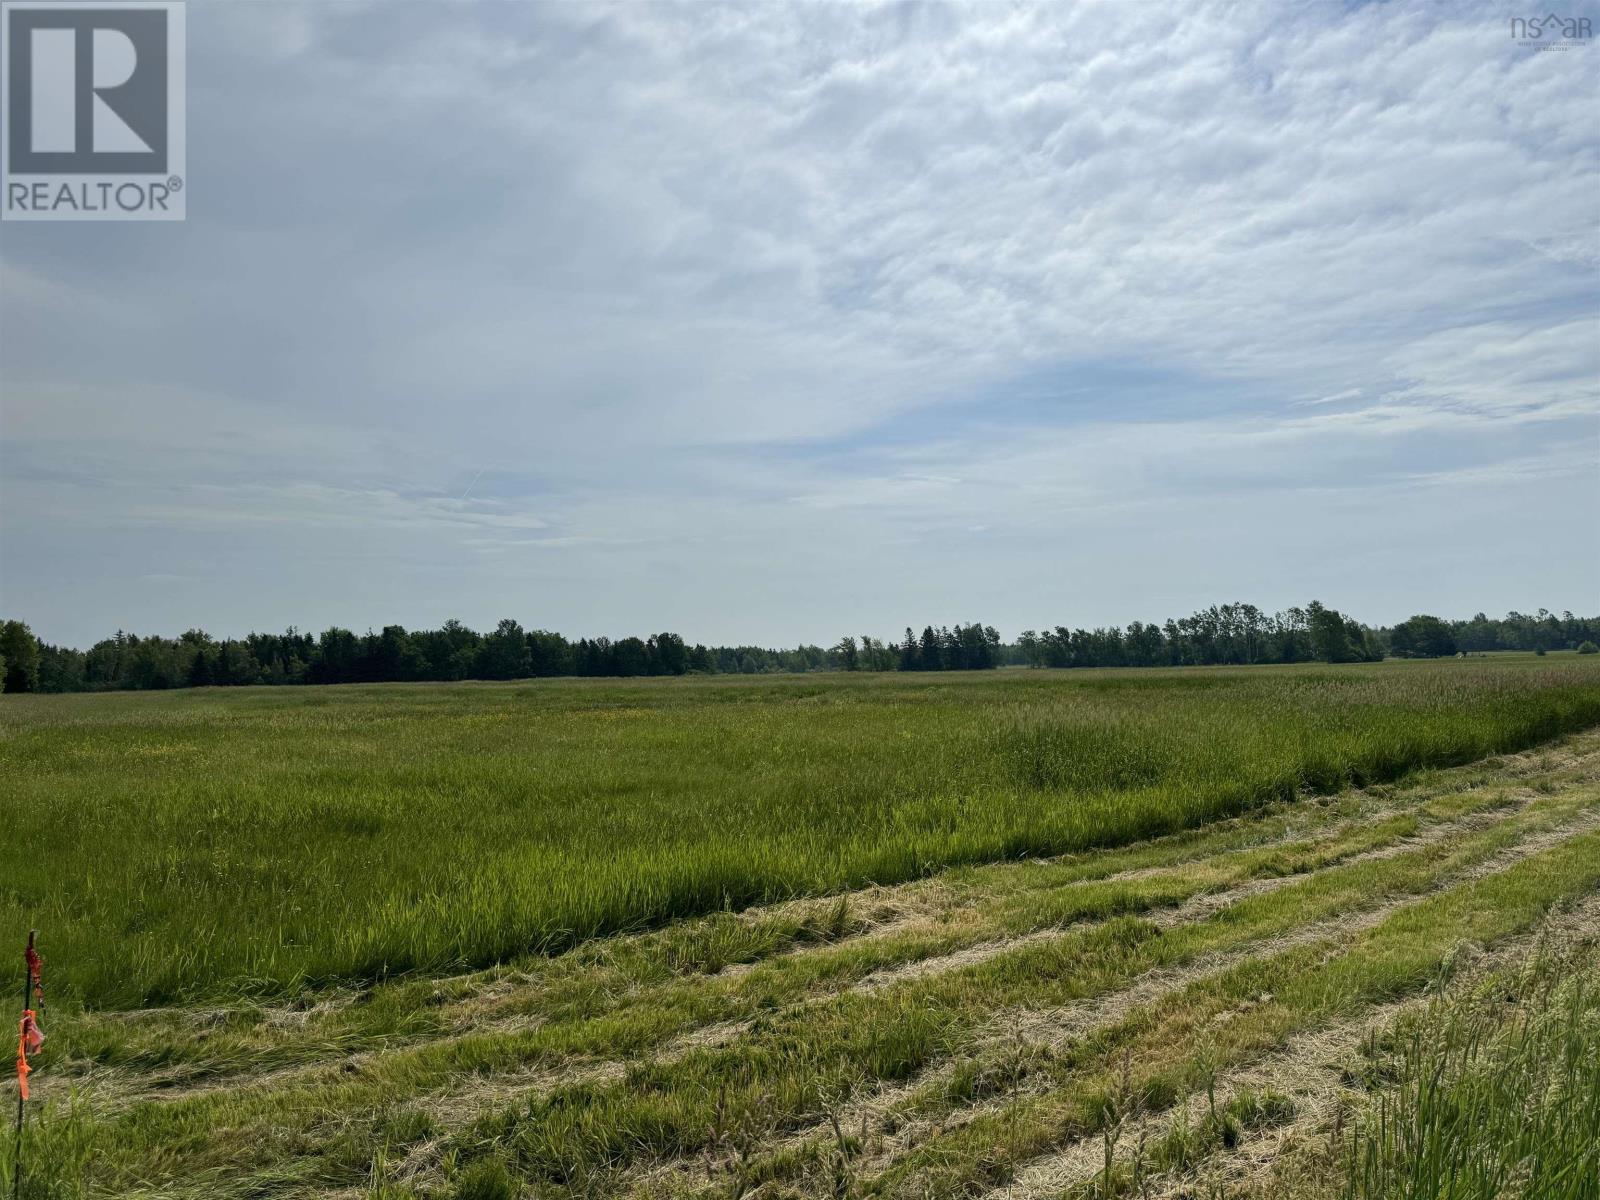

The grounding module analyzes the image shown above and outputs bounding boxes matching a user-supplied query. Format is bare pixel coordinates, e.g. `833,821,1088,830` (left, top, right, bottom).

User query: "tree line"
1013,601,1379,667
0,605,1595,693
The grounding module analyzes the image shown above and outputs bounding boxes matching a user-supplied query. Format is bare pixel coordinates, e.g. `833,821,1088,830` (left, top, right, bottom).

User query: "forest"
0,605,1595,693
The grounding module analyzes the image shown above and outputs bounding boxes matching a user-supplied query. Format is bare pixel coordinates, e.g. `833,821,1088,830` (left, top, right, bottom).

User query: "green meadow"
3,656,1599,1010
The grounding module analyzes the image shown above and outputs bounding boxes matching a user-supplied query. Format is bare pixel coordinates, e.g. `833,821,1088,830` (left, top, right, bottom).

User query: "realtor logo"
2,1,185,220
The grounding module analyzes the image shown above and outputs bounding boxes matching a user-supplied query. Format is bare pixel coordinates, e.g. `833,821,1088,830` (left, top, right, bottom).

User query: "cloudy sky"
2,0,1596,649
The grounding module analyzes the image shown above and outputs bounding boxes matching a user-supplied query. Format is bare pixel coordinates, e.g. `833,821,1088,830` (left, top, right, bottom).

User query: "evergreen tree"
899,627,919,671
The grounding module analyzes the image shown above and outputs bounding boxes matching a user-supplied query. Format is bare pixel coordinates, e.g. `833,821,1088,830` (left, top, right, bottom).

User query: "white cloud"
1,0,1595,645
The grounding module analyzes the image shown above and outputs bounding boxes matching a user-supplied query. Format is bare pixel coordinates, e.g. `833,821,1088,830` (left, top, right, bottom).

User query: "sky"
1,0,1597,650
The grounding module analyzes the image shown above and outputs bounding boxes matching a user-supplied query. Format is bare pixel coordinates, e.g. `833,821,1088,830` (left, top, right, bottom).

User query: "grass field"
3,657,1600,1197
4,658,1600,1009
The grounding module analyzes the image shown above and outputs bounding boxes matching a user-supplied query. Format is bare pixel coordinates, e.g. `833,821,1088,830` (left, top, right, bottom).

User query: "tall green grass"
1343,934,1600,1200
2,658,1598,1008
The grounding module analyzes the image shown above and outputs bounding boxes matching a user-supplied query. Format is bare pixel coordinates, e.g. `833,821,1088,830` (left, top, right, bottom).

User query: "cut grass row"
854,825,1600,1200
713,799,1600,1199
5,659,1600,1006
